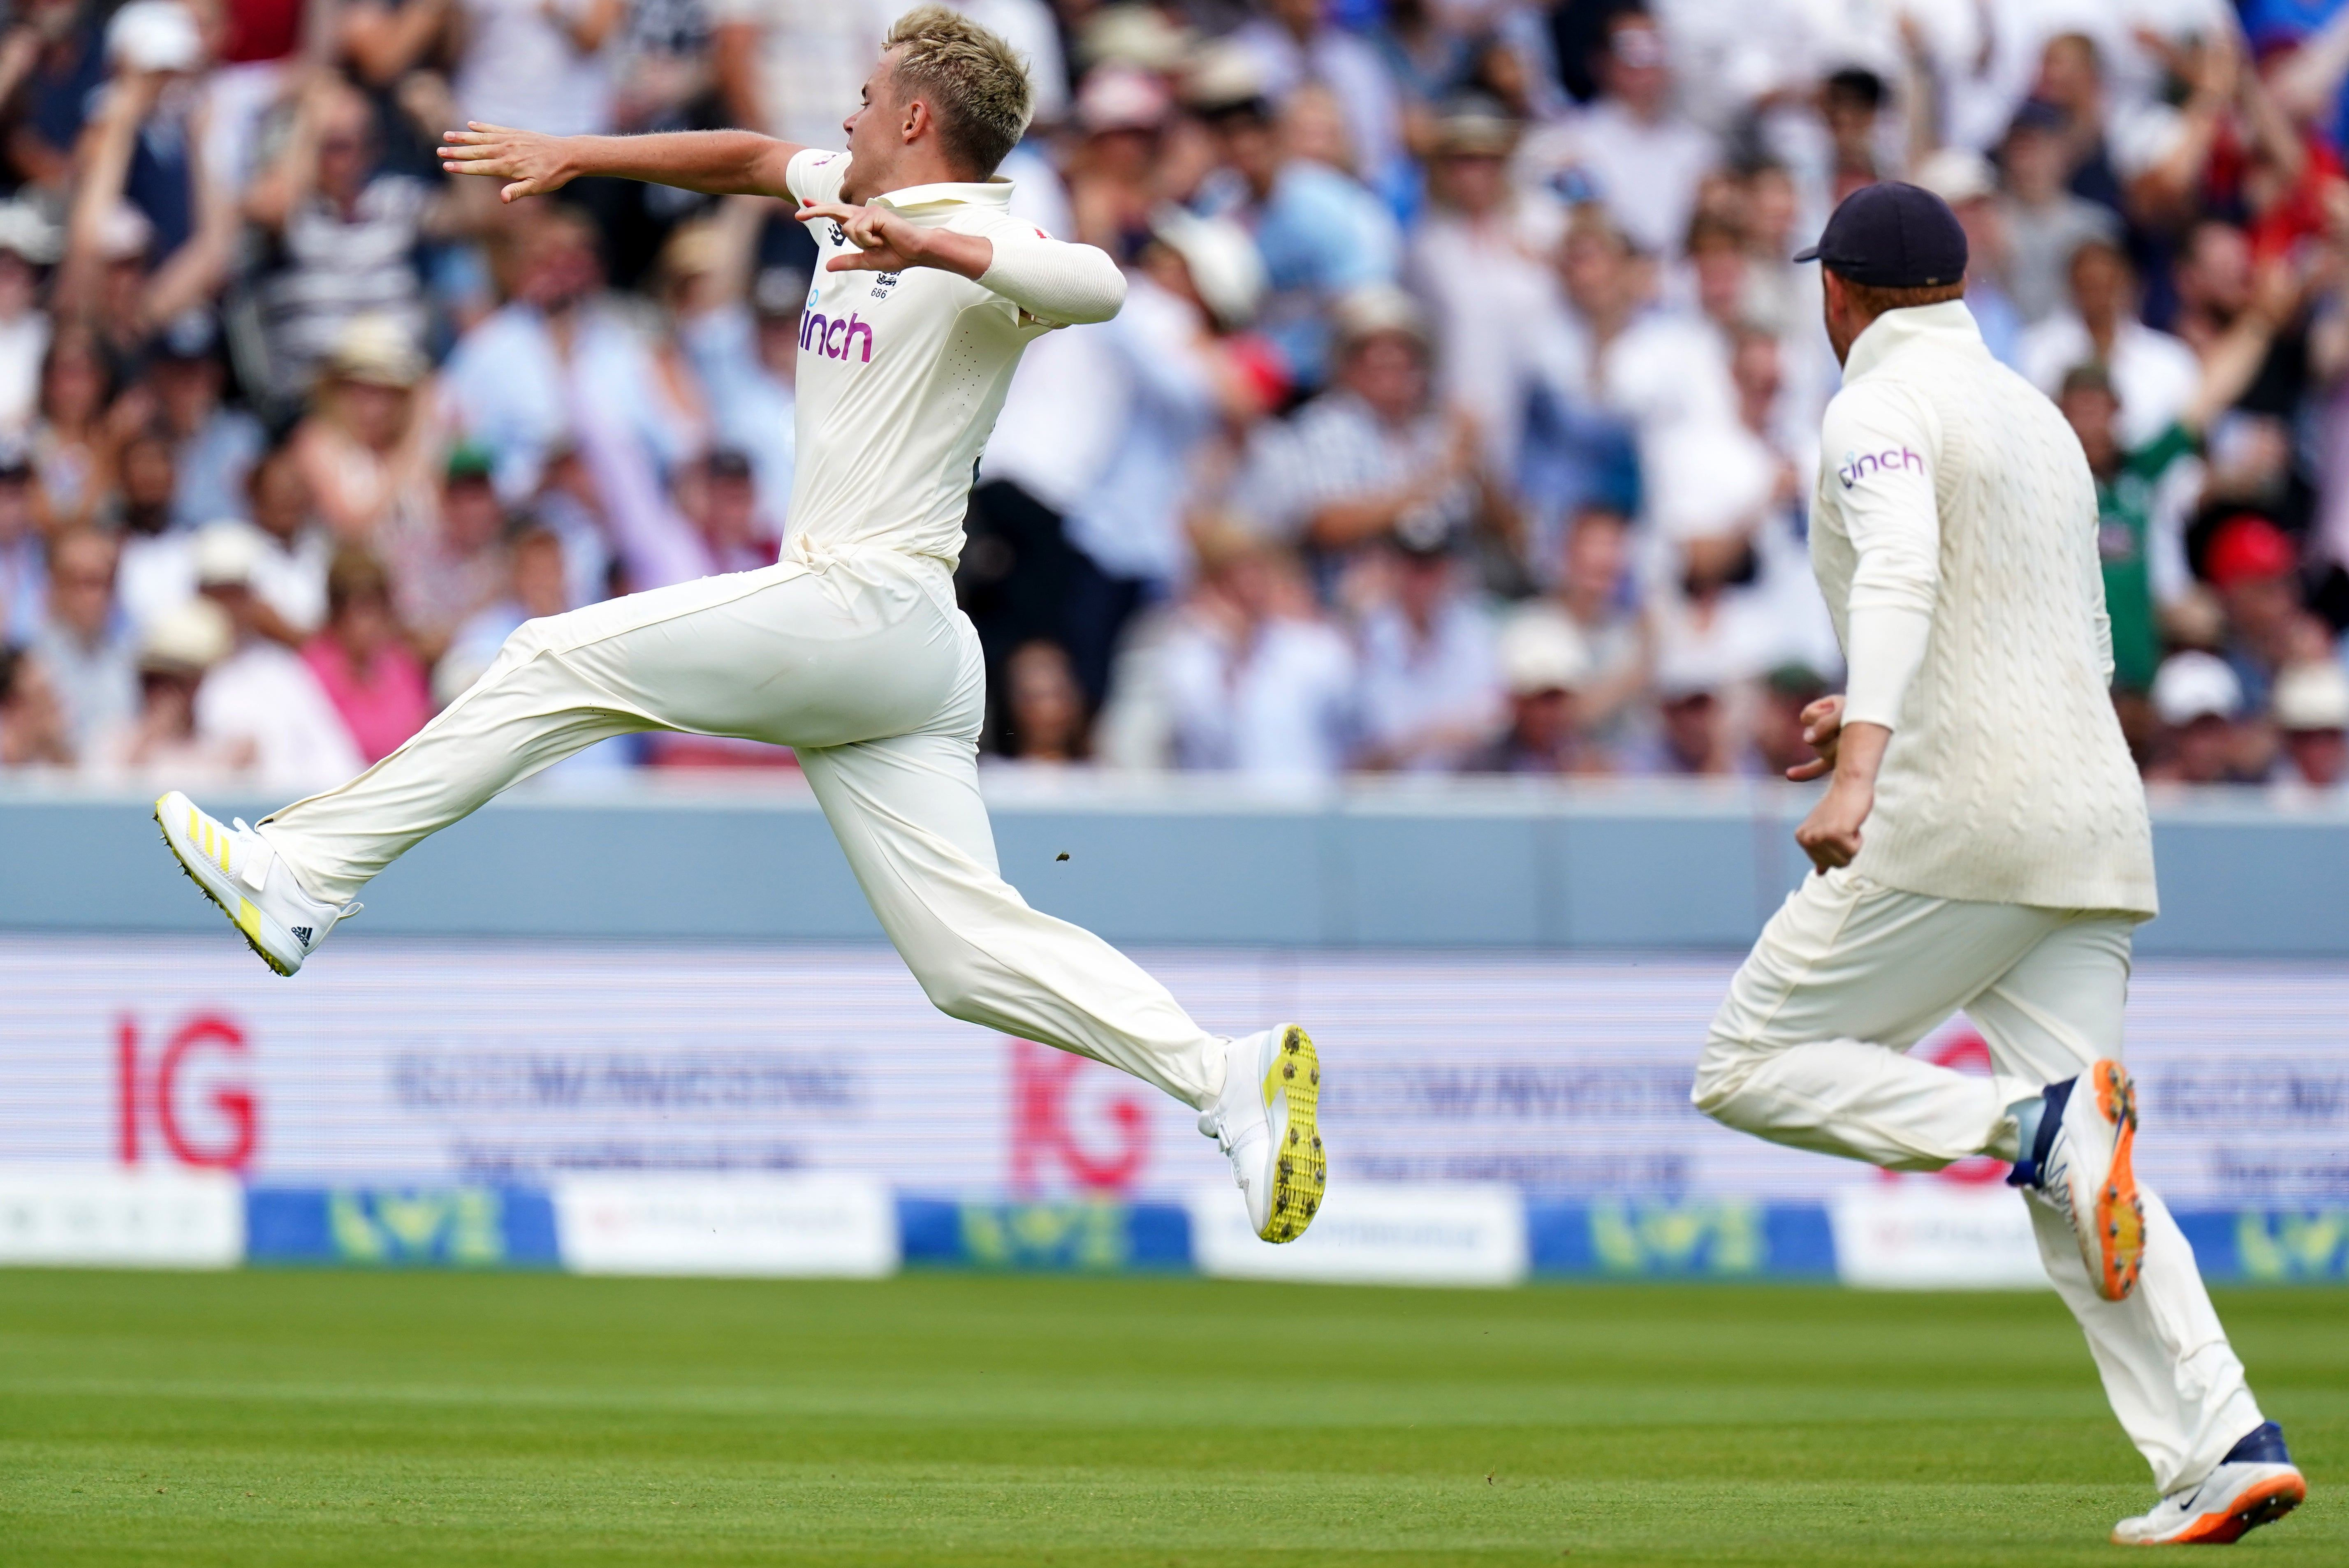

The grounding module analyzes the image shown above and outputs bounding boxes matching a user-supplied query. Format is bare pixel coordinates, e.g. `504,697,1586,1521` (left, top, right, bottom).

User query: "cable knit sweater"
1811,301,2158,917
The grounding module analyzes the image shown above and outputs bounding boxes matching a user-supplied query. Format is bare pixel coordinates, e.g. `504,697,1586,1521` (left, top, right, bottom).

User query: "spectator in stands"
1353,535,1503,773
711,0,900,149
242,438,331,641
2022,236,2201,446
190,520,363,790
290,312,438,542
383,442,510,665
27,527,133,756
2149,648,2252,785
1515,10,1714,259
0,438,39,637
30,321,119,532
1230,0,1407,210
304,547,431,766
93,594,249,783
0,199,59,437
1750,662,1831,781
1161,528,1355,781
1464,610,1594,776
452,0,621,145
149,311,263,530
2273,658,2349,796
244,73,448,406
670,203,797,531
1191,57,1402,390
1514,502,1647,758
1239,286,1497,586
1998,102,2122,327
1912,147,2024,368
994,638,1089,766
0,641,71,767
2207,512,2325,721
1059,206,1272,710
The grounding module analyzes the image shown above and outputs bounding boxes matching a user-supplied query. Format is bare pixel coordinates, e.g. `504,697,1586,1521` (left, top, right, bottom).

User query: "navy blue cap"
1793,181,1968,289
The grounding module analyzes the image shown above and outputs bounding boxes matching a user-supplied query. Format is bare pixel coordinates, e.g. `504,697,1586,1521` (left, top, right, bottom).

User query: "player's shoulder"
786,148,850,207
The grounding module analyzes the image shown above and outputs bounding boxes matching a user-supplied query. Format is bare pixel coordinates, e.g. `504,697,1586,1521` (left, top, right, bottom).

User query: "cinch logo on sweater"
800,310,876,363
1837,446,1926,489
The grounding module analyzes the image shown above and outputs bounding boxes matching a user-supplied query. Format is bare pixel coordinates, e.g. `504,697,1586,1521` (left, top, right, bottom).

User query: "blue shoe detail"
2006,1075,2074,1190
2222,1421,2292,1468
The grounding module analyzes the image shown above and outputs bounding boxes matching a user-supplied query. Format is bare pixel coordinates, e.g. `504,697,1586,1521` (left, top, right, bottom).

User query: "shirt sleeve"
785,149,850,207
975,217,1127,326
1821,381,1941,734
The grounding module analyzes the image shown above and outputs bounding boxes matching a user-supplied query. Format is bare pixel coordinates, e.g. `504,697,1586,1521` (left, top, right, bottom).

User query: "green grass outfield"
1,1269,2339,1566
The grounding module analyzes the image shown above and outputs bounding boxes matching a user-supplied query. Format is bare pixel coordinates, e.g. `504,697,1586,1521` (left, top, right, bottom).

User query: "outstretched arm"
800,200,1126,325
441,124,804,203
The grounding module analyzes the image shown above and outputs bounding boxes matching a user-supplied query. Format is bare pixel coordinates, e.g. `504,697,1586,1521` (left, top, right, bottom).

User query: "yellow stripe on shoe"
1259,1024,1326,1244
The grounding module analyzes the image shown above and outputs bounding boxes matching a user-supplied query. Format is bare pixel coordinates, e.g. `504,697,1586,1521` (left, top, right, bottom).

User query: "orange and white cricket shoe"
2113,1422,2305,1545
2010,1060,2145,1301
154,791,360,976
1199,1025,1326,1244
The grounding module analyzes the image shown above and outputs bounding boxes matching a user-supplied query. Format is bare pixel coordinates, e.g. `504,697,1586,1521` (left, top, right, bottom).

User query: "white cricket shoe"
2011,1059,2145,1301
153,791,359,976
2112,1422,2305,1545
1199,1024,1326,1244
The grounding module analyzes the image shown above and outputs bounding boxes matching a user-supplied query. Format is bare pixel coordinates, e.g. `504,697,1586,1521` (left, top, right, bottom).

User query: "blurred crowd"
5,0,2349,799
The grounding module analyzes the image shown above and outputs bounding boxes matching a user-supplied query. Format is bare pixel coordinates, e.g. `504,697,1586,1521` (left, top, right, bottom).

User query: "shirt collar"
1841,299,1986,382
869,177,1014,213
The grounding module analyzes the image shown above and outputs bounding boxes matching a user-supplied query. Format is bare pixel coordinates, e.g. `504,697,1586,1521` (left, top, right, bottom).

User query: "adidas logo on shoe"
291,925,315,949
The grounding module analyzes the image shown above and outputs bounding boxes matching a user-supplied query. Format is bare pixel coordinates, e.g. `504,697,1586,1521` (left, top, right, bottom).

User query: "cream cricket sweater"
1811,301,2158,917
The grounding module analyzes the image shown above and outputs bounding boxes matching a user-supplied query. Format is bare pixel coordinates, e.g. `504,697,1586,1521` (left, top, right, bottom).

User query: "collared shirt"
784,150,1071,567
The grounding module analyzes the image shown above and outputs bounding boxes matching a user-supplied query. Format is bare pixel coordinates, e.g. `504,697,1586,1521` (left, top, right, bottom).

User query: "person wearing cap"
2203,512,2315,719
1228,0,1407,211
288,312,437,542
162,9,1332,1256
1464,607,1594,775
2271,658,2349,793
1691,180,2305,1547
190,519,365,792
1406,96,1554,479
93,595,254,783
2148,647,2248,786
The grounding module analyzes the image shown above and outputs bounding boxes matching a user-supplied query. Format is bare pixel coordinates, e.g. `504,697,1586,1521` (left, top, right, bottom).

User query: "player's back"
1811,301,2156,916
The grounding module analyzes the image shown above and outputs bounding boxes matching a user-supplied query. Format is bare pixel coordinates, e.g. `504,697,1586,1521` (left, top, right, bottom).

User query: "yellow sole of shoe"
1259,1024,1326,1244
153,796,294,979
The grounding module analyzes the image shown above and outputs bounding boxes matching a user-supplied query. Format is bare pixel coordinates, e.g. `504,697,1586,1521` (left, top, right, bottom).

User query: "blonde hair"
884,5,1033,176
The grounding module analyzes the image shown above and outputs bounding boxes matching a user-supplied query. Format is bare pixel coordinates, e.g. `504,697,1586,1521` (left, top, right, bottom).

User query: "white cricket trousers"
258,548,1226,1109
1693,867,2263,1494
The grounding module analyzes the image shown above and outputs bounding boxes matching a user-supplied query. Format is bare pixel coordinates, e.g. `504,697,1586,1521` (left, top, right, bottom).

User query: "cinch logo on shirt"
1836,446,1926,489
801,310,876,363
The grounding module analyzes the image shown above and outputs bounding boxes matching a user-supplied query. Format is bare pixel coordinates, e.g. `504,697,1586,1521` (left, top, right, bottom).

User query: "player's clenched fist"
442,123,575,203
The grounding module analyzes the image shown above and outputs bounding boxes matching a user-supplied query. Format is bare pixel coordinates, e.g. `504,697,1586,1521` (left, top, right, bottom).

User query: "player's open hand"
441,123,575,203
1784,694,1844,782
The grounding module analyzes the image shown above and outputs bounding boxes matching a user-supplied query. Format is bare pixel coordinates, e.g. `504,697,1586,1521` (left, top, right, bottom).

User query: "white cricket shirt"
1810,300,2157,917
783,149,1117,569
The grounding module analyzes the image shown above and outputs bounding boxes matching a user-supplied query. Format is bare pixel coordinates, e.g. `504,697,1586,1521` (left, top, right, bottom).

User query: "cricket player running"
152,7,1324,1246
1695,183,2305,1546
